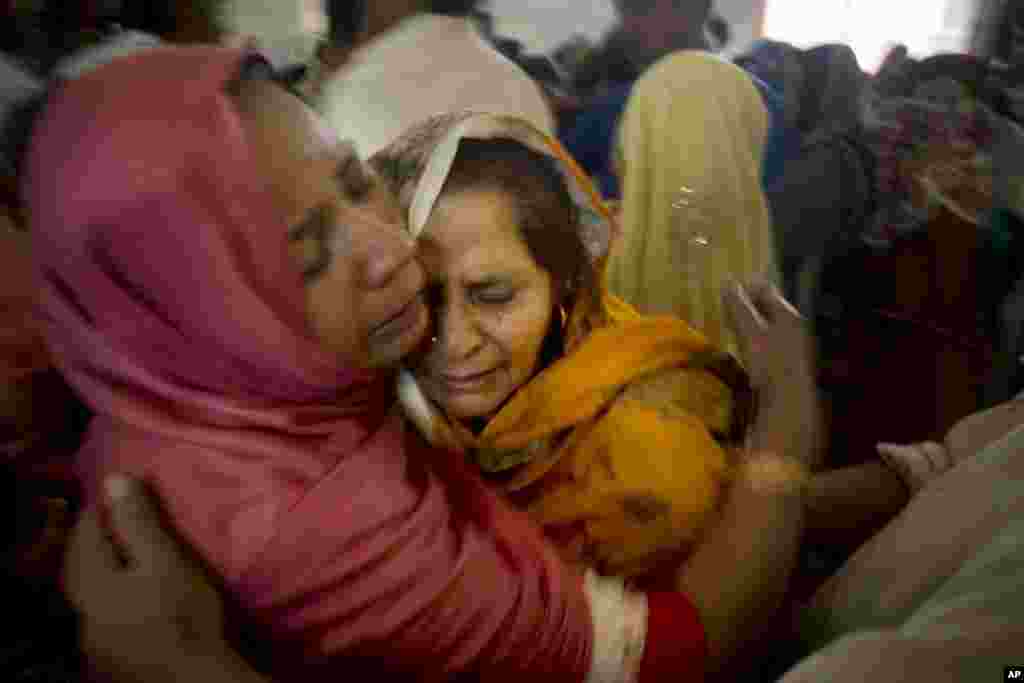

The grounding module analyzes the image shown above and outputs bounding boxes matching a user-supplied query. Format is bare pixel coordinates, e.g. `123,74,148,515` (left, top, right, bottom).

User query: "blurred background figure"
571,0,717,99
305,0,365,98
559,1,722,198
2,0,228,76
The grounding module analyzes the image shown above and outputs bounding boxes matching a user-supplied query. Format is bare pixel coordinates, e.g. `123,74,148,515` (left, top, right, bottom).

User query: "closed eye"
288,205,335,281
471,285,516,305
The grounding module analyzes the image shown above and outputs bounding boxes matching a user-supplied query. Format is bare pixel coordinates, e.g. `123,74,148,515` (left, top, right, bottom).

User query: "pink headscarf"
25,47,589,680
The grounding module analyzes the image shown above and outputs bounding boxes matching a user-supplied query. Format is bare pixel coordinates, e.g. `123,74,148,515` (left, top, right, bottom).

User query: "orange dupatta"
378,113,752,578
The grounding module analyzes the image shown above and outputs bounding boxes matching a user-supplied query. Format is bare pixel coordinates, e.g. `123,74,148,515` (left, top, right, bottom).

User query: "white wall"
488,0,763,55
762,0,976,71
487,0,981,66
223,0,767,62
488,0,617,53
715,0,762,56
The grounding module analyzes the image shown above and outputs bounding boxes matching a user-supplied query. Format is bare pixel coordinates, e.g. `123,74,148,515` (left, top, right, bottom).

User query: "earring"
559,305,568,327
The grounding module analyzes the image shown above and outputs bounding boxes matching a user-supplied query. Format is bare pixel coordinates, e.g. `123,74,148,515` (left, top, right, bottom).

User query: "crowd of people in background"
2,1,1024,682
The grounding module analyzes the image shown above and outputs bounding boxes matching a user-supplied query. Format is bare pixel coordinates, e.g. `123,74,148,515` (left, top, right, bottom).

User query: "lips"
440,367,499,393
442,369,495,383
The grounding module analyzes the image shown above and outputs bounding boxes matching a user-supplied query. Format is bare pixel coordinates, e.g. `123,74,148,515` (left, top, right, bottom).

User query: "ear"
577,205,615,265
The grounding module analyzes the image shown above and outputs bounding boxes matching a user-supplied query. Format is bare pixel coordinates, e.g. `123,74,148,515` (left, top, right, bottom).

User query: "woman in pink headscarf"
25,46,814,682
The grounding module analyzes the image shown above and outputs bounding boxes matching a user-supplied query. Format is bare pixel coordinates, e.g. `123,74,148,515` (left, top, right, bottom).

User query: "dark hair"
117,2,179,38
2,91,49,219
706,11,731,49
441,138,597,312
426,0,482,17
614,0,712,20
117,0,226,41
225,53,308,102
325,0,366,45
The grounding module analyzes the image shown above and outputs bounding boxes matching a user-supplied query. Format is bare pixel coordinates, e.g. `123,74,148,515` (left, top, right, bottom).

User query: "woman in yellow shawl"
371,111,753,581
370,111,954,584
607,50,779,357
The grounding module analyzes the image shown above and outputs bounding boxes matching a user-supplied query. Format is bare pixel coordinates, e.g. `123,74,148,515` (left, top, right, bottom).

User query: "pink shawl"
26,46,589,680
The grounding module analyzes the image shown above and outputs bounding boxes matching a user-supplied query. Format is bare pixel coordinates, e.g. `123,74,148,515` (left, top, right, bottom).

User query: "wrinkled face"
414,188,555,421
236,80,428,368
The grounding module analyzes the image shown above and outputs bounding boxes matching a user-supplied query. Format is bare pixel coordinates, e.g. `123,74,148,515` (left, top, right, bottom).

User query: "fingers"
742,282,803,325
766,285,803,320
104,475,179,572
876,442,912,458
64,505,119,610
722,282,765,359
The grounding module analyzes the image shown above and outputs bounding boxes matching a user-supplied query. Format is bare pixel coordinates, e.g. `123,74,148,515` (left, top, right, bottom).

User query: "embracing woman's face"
236,80,429,368
414,187,555,421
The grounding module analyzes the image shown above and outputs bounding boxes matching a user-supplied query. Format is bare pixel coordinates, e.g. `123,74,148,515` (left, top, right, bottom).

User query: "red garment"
641,592,708,681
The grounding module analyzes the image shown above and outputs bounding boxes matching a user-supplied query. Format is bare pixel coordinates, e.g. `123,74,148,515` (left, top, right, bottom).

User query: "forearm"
676,456,806,667
803,462,907,545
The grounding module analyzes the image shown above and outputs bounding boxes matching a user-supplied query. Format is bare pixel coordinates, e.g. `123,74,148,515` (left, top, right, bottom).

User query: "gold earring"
559,305,568,327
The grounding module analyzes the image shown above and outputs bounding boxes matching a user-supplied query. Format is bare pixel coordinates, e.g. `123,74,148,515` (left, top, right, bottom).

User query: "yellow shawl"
372,113,752,579
606,51,778,358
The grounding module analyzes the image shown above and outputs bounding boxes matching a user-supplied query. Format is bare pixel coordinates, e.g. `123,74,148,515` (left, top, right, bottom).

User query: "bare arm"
65,476,270,683
678,456,807,666
677,283,820,668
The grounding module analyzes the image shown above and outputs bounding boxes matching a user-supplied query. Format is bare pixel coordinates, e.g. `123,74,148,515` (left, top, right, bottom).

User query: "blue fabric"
560,82,633,199
559,68,798,200
750,74,800,192
738,39,796,96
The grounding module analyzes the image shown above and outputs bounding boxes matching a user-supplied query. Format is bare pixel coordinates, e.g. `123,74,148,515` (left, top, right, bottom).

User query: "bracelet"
583,571,649,683
735,453,811,496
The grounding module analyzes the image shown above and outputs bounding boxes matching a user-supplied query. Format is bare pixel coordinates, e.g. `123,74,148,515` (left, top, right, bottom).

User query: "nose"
436,296,483,364
356,210,418,289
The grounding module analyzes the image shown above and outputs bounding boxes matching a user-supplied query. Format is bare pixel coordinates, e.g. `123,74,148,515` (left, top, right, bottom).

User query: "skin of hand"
725,282,823,471
64,475,263,683
875,397,1024,490
674,283,816,671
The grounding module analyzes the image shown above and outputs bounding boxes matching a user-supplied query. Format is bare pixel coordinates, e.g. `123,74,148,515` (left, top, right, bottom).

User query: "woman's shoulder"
614,351,752,444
